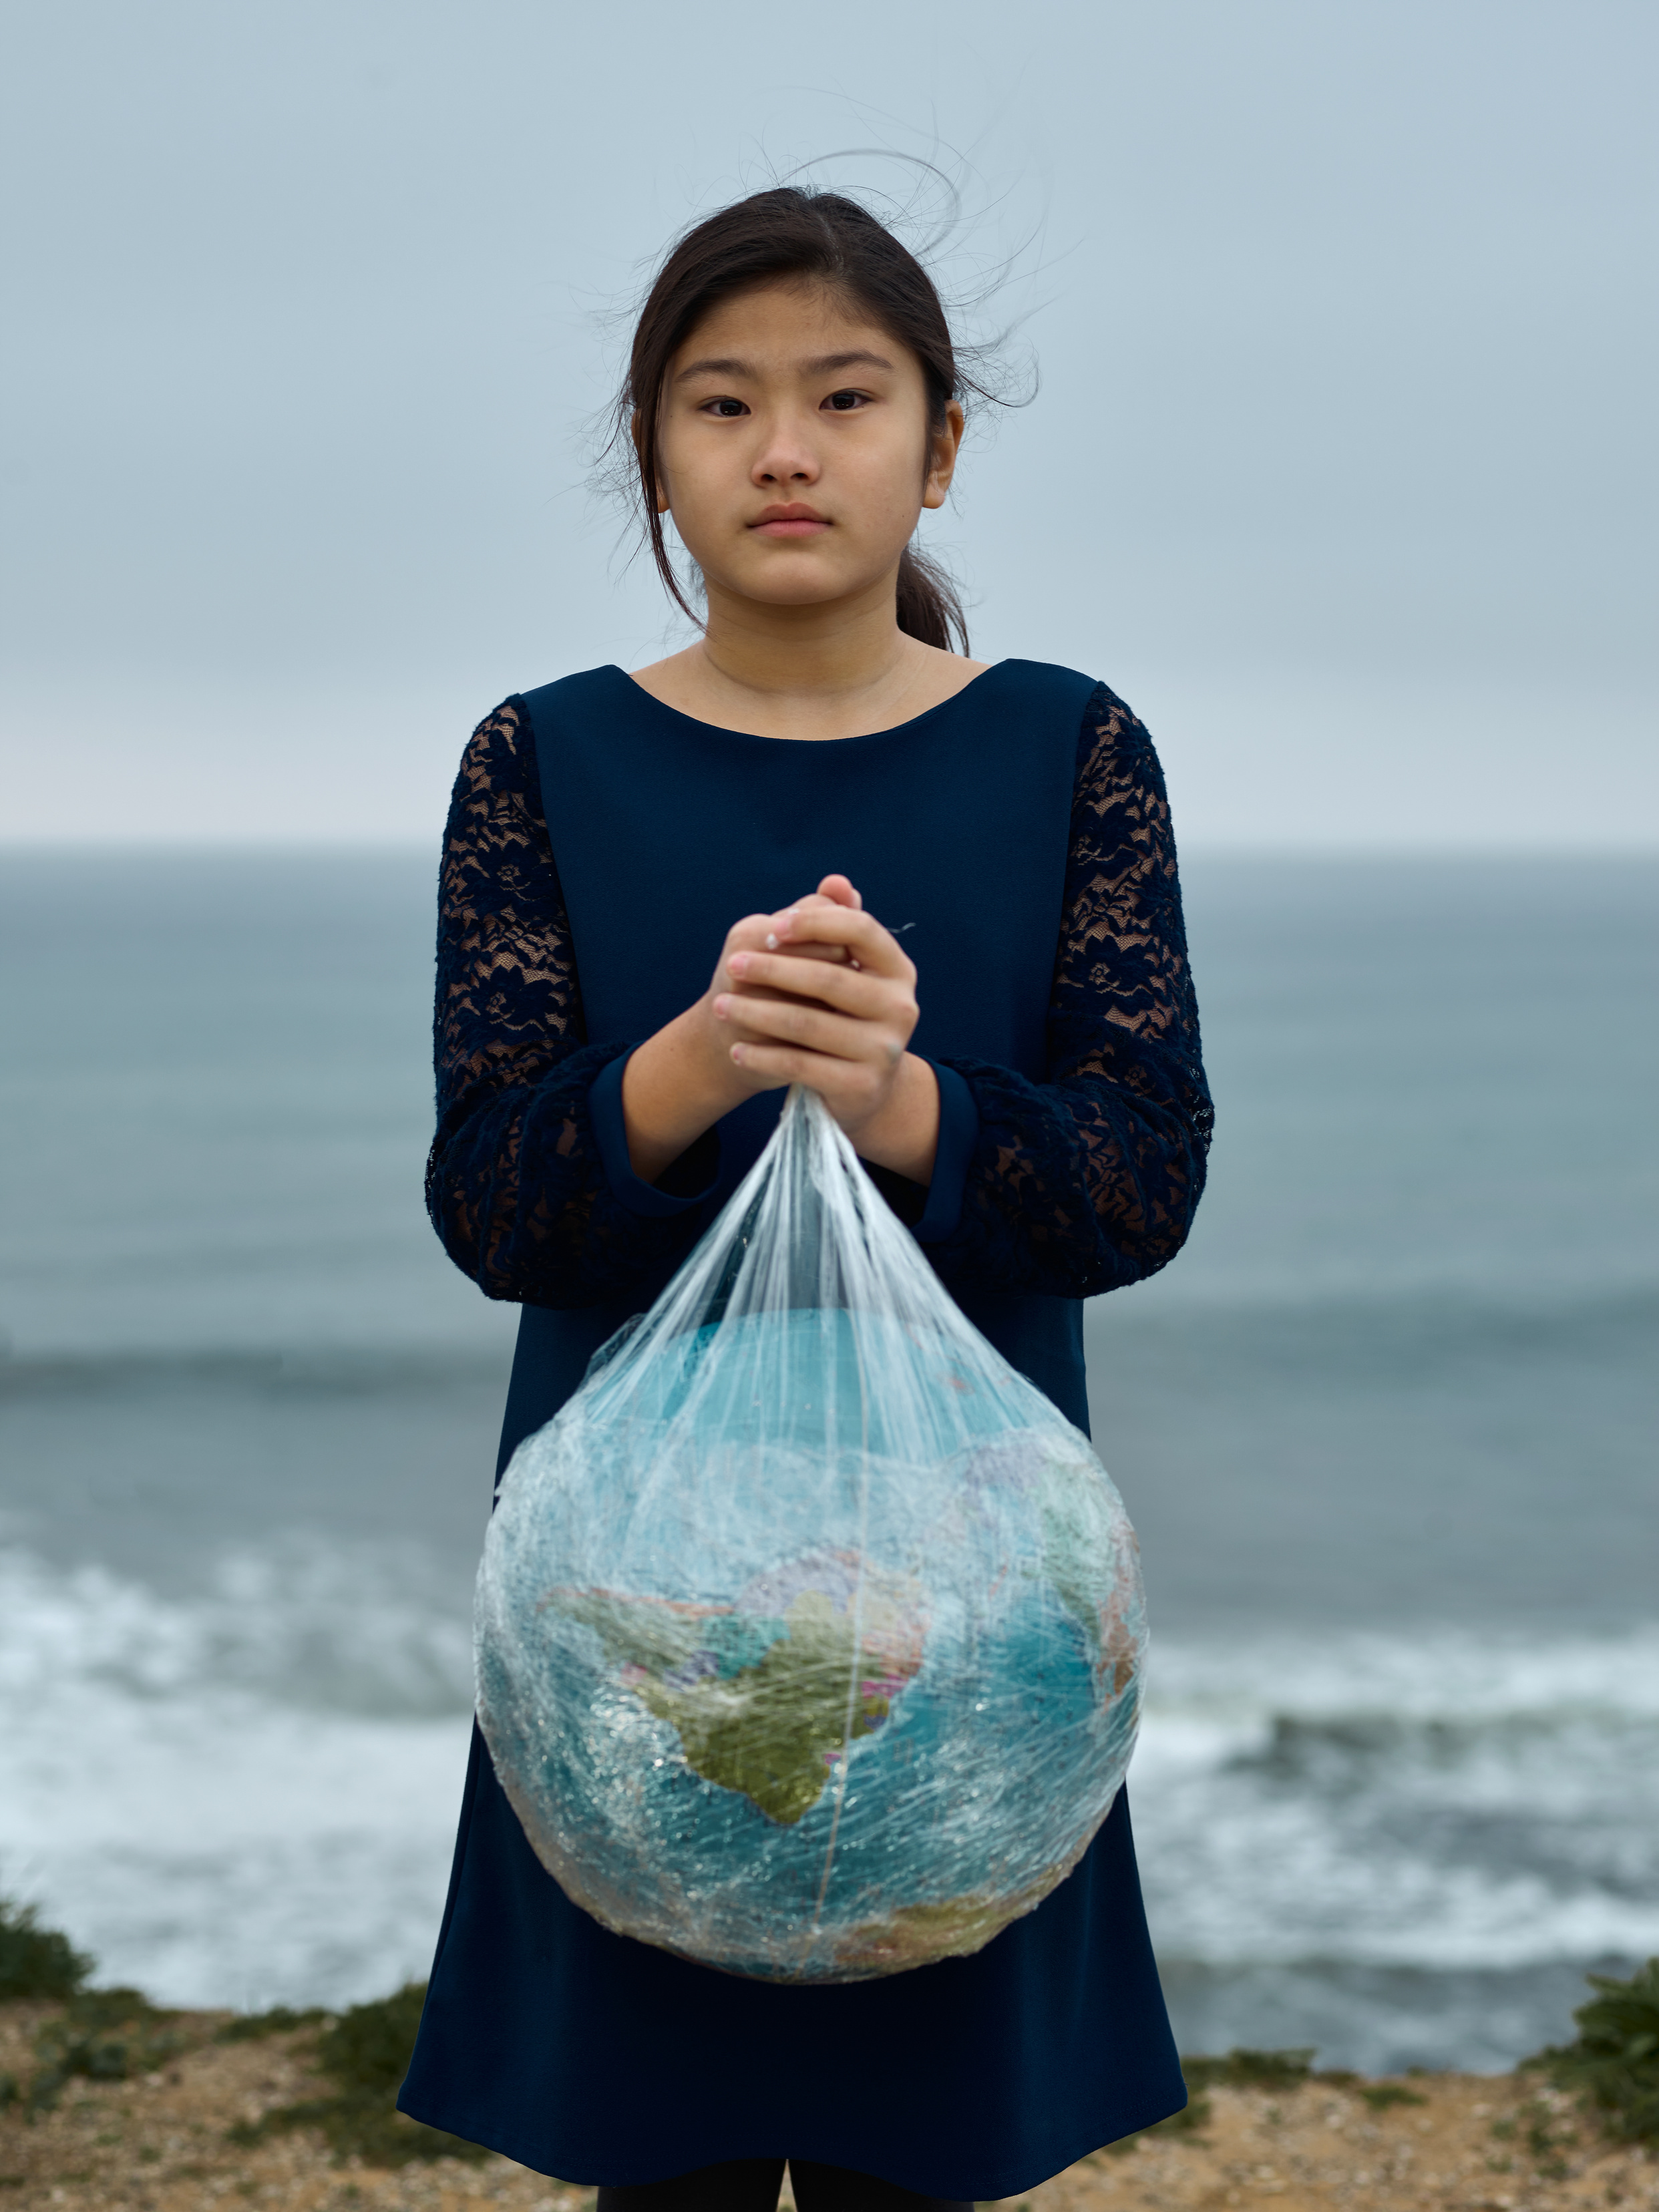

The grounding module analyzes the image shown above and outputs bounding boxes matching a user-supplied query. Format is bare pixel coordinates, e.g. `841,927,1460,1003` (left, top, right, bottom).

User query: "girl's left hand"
714,874,938,1177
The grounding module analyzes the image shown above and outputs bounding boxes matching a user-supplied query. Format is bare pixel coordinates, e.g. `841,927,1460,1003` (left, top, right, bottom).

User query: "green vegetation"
27,1989,183,2112
1142,2090,1213,2141
1525,1957,1659,2147
1522,2098,1575,2180
1101,2094,1212,2157
0,1899,91,2002
0,1900,183,2115
1182,2047,1318,2091
227,1982,486,2167
1105,2050,1315,2153
214,2004,328,2044
1104,2044,1423,2153
0,1903,475,2167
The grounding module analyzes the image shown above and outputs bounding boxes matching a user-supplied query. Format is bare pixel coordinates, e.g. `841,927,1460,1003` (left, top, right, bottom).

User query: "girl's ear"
631,409,671,516
922,399,966,512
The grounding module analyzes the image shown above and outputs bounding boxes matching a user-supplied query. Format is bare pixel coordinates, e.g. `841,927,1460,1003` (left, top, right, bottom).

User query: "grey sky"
2,0,1653,845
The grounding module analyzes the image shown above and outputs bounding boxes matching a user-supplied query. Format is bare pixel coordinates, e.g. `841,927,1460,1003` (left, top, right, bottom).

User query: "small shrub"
1525,1957,1659,2147
1157,2090,1214,2135
313,1982,429,2100
1360,2084,1427,2111
1525,2100,1571,2157
1100,2046,1352,2158
215,2004,328,2044
1182,2048,1316,2092
0,1899,91,2002
228,1982,486,2167
29,1989,181,2112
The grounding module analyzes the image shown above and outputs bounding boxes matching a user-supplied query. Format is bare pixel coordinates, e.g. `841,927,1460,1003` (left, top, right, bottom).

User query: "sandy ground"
2,2001,1654,2212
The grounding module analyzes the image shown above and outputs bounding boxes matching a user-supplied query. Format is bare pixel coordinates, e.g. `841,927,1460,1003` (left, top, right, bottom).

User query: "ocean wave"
0,1540,474,1715
0,1545,471,2007
1134,1627,1659,1971
1146,1623,1659,1723
0,1344,514,1400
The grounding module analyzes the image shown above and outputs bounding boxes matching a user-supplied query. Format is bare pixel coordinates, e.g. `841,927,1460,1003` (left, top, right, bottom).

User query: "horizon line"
3,836,1657,862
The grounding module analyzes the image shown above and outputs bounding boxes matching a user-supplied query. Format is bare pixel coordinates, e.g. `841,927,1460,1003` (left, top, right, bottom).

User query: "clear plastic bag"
476,1085,1145,1983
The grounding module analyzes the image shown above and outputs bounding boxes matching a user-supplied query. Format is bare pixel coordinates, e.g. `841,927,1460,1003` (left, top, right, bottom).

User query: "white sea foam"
1135,1627,1659,1971
1146,1626,1659,1724
0,1546,471,2008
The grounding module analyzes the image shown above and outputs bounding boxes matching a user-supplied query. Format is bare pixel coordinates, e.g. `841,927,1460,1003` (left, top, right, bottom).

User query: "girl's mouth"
751,506,830,537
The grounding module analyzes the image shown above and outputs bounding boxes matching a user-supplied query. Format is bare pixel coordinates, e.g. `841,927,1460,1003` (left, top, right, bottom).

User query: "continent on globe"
543,1550,928,1826
956,1438,1143,1704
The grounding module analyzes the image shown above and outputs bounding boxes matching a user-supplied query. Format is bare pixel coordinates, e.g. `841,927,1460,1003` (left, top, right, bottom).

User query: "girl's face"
651,281,963,620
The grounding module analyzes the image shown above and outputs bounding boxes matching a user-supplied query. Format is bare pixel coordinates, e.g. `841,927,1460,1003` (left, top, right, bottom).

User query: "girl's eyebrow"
673,348,897,385
805,349,895,375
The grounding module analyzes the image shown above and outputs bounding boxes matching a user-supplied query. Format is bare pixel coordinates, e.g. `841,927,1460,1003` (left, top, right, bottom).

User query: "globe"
476,1305,1145,1984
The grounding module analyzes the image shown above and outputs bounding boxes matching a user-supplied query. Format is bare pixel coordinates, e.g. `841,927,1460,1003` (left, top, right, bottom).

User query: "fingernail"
728,952,750,977
730,1043,745,1064
763,933,778,951
713,994,729,1019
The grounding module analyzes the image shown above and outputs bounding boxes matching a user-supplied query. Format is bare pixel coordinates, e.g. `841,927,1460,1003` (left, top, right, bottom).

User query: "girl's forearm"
620,1009,747,1183
851,1053,939,1185
624,1021,940,1190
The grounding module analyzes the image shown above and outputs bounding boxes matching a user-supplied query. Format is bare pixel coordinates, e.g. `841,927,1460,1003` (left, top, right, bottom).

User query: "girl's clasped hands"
704,872,920,1147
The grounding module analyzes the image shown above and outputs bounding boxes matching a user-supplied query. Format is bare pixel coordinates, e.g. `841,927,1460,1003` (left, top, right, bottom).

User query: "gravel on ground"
2,2000,1655,2212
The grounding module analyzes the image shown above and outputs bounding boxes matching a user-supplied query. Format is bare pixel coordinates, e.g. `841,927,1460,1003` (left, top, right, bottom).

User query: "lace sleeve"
926,683,1214,1298
425,700,707,1306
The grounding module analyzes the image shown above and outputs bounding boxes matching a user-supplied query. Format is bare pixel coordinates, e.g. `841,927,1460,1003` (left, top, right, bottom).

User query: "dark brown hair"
615,186,988,653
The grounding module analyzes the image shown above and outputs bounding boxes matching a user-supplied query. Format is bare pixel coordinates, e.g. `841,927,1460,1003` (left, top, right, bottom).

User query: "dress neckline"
608,659,1008,747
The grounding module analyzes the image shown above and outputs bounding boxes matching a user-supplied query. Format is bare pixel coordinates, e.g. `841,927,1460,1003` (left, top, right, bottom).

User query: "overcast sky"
2,0,1653,847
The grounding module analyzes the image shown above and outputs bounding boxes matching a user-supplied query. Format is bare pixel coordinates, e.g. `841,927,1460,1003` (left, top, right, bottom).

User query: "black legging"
596,2157,972,2212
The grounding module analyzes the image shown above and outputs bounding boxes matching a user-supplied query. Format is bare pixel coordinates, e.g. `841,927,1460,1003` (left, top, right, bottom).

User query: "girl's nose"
750,417,820,487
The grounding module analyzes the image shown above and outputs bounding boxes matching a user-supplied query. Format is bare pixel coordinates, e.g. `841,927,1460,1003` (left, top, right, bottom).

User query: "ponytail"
896,544,968,653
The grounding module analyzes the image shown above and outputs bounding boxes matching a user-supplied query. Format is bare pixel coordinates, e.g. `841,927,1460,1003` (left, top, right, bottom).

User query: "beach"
3,1997,1654,2211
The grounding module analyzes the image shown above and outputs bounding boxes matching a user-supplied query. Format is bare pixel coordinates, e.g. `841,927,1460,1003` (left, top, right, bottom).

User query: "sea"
1,847,1654,2074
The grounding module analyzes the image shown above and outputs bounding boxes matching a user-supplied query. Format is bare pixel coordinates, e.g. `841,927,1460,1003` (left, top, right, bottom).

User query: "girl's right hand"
620,884,858,1183
701,888,860,1088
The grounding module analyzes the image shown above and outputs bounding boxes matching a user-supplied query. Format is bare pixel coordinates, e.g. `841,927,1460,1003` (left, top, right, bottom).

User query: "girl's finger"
728,1041,885,1107
767,903,911,977
715,994,895,1065
767,938,852,968
723,912,789,956
725,949,890,1014
732,904,848,967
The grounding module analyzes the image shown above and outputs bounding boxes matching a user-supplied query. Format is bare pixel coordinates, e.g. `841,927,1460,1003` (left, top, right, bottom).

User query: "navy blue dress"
399,661,1214,2197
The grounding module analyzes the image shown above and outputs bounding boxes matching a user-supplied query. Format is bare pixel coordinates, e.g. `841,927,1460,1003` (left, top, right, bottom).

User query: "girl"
401,185,1213,2212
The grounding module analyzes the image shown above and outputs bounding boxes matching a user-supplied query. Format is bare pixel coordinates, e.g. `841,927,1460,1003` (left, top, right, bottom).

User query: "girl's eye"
824,389,867,412
703,397,748,418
